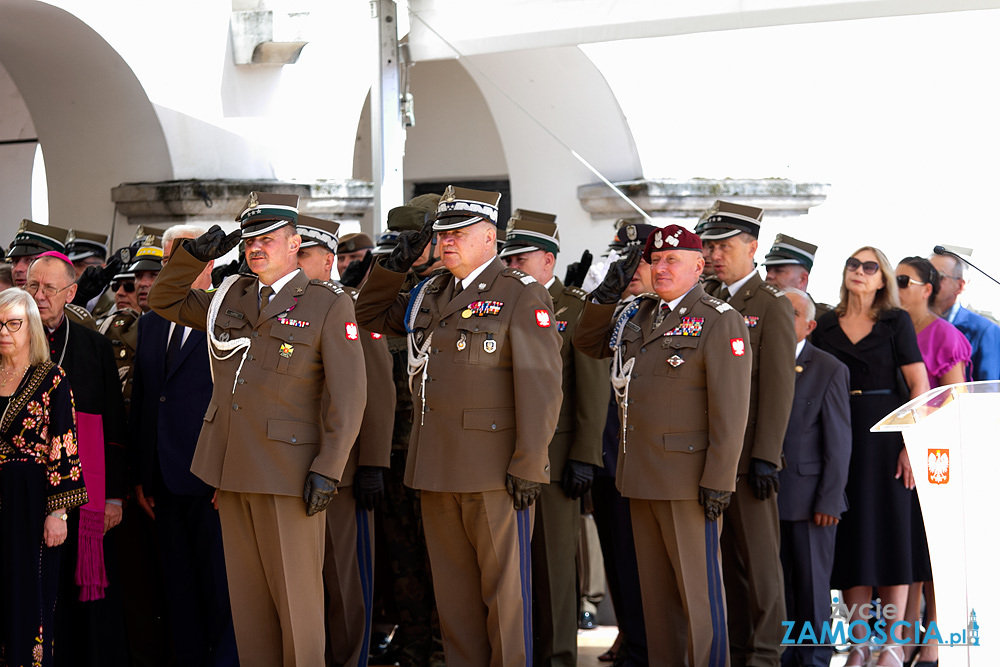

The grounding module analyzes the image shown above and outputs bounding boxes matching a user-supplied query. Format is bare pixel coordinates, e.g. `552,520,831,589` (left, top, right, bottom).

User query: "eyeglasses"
111,280,136,293
24,282,73,298
845,257,880,275
0,319,23,333
896,275,926,289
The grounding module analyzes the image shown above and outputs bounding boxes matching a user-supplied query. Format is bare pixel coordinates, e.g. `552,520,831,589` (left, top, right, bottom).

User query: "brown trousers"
323,489,374,667
631,498,729,667
218,491,326,667
532,481,581,667
421,489,533,667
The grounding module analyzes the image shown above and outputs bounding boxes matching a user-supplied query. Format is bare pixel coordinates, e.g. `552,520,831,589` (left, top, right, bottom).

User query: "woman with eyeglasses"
0,289,87,666
811,246,931,667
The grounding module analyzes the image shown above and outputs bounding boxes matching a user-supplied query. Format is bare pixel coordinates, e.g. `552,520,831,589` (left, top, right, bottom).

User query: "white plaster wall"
0,60,36,237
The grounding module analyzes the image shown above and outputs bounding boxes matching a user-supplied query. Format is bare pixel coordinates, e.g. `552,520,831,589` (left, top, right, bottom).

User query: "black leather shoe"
579,610,597,630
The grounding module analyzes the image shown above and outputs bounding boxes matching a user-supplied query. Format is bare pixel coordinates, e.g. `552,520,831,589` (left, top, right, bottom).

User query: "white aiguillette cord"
205,275,252,393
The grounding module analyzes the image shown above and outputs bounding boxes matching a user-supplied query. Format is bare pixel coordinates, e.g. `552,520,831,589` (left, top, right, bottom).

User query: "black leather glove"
210,260,239,286
353,465,384,512
340,250,373,288
384,217,434,274
563,249,593,288
303,471,338,516
698,486,732,521
73,252,126,305
561,459,595,500
185,224,242,262
506,473,541,511
590,245,642,305
749,458,781,500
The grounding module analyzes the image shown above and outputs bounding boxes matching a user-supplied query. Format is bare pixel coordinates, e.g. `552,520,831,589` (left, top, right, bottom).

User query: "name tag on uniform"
744,315,759,328
225,310,245,320
663,317,704,337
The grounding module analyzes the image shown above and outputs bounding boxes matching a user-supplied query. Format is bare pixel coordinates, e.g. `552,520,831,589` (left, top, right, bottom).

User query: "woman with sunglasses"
0,289,87,665
812,247,931,667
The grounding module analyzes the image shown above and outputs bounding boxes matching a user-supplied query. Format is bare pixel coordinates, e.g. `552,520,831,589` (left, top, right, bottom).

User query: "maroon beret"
643,224,703,263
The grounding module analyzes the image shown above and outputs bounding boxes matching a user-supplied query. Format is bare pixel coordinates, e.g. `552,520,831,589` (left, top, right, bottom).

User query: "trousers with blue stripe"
421,489,534,667
631,498,729,667
323,490,375,667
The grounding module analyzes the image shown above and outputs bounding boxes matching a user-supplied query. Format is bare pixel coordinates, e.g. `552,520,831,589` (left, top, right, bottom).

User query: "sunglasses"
896,275,926,289
845,257,880,275
112,280,136,293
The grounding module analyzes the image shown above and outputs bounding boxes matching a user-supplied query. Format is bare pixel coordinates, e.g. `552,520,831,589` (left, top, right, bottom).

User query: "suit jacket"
355,258,563,492
339,287,394,486
776,341,852,522
50,317,128,500
130,312,215,497
548,278,609,475
574,284,752,500
952,304,1000,381
148,244,367,495
706,272,796,472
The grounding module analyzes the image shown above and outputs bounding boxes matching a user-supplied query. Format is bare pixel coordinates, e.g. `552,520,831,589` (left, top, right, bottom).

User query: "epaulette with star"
760,282,785,298
701,295,733,313
501,267,537,286
309,279,344,296
564,285,588,301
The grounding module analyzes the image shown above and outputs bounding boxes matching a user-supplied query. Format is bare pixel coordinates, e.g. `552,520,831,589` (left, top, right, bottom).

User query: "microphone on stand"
933,246,1000,287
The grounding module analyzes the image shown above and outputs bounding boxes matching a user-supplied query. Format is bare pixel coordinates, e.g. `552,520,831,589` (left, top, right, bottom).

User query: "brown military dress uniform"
574,283,752,667
149,243,367,667
356,257,563,667
323,287,394,667
99,306,141,412
705,272,796,667
533,278,609,667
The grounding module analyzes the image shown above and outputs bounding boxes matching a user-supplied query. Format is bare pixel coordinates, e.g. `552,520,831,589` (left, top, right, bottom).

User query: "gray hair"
0,288,50,366
783,287,816,322
163,224,209,248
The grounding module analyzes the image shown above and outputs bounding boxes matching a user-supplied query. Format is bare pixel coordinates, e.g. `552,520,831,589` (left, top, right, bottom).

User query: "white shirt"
166,322,191,349
795,338,806,360
457,257,495,291
722,269,758,297
259,269,301,307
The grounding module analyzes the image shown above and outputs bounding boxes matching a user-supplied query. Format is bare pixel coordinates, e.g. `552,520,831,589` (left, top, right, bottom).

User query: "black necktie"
165,325,183,374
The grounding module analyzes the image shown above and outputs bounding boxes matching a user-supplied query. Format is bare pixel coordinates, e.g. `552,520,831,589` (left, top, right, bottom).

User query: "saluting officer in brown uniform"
700,201,797,667
149,192,367,667
295,214,394,667
355,186,563,667
500,209,609,667
574,226,752,667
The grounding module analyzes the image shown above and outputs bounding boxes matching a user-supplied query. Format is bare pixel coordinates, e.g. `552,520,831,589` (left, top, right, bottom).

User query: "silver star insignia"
478,282,487,289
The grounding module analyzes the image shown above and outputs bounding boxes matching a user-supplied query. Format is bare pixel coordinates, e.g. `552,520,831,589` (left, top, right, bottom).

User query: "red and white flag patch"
730,338,745,356
535,310,552,328
370,332,383,340
345,322,359,340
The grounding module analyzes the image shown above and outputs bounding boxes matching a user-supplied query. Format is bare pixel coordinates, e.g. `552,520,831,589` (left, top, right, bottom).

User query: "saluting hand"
186,225,242,262
563,249,593,288
590,245,642,304
506,473,541,511
340,250,374,288
74,251,126,304
384,216,434,274
748,458,781,500
303,471,338,516
698,487,732,521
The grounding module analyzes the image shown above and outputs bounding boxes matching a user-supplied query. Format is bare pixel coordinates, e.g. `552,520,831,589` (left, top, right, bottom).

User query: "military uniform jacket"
340,286,395,486
704,272,796,473
99,307,141,411
355,257,563,493
573,284,752,500
549,278,608,475
148,244,367,496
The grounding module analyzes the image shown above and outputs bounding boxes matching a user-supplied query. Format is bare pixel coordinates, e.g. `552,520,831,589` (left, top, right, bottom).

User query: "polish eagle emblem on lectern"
928,449,949,485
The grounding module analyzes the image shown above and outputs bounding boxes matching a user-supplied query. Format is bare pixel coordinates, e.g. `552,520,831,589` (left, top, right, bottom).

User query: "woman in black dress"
812,247,930,667
0,289,87,666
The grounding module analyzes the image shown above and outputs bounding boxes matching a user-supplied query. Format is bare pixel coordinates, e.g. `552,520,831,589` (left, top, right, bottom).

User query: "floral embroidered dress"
0,361,87,667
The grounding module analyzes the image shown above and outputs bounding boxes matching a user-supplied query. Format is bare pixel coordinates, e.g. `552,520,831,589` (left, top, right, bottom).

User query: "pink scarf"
75,412,108,601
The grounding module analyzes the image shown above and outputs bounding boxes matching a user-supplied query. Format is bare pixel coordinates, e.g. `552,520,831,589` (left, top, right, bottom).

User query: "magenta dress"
917,317,972,388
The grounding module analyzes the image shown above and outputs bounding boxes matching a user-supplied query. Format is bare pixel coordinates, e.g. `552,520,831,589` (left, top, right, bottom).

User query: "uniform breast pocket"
263,325,317,376
655,337,700,376
455,317,505,366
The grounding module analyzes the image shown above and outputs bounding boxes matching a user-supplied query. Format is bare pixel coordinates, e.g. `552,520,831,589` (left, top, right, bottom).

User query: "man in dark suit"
131,225,238,666
777,289,851,667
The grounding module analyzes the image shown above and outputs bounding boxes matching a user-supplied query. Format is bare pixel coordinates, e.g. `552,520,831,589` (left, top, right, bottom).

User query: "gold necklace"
0,362,28,388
